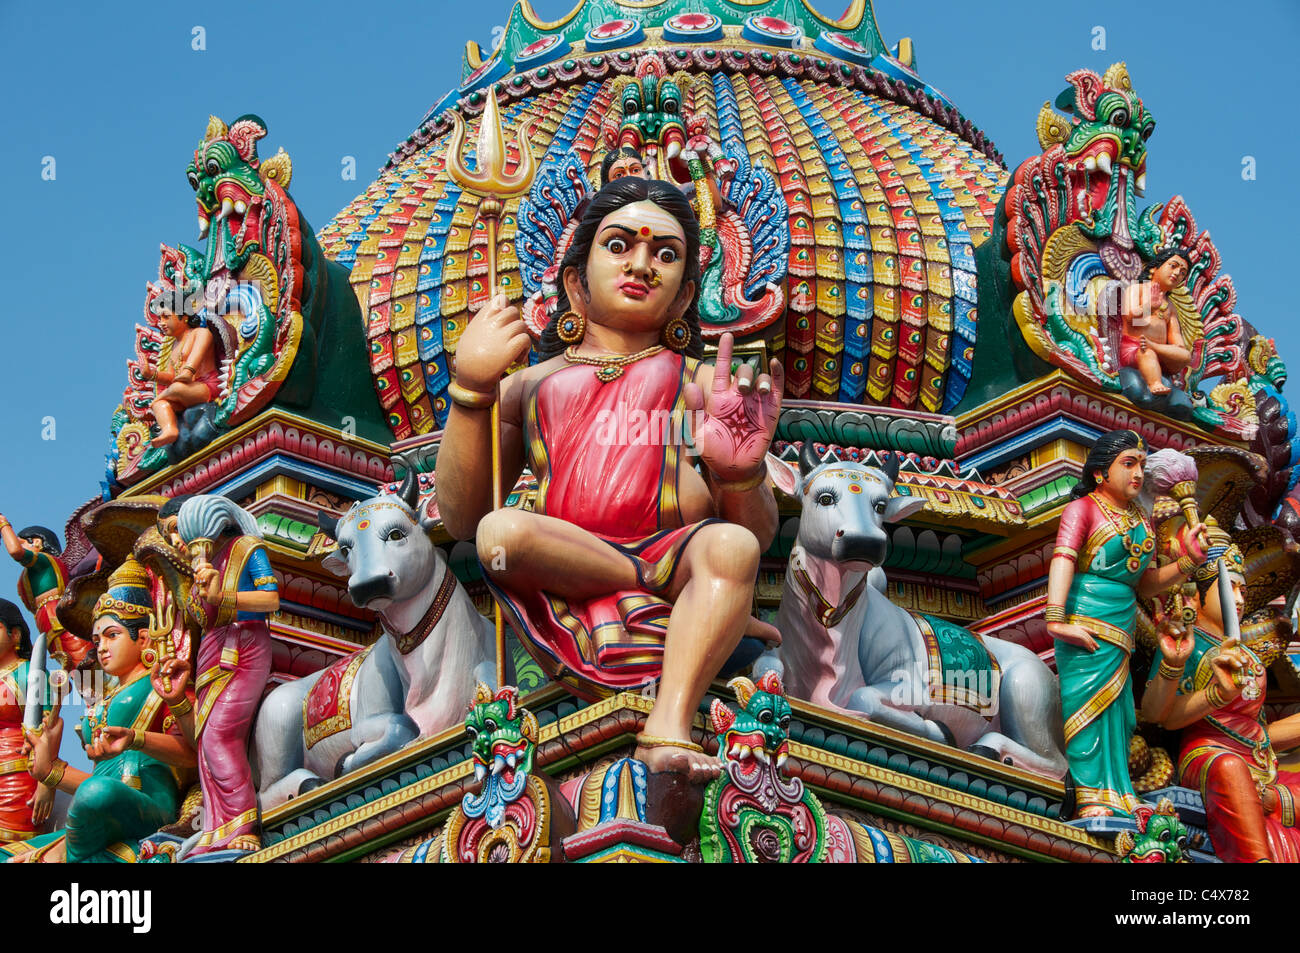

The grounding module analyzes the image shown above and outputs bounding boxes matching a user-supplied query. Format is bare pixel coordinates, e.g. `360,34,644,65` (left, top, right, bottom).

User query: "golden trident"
446,88,536,689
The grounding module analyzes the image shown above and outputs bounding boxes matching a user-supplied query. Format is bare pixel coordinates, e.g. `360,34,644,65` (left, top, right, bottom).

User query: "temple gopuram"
4,0,1298,867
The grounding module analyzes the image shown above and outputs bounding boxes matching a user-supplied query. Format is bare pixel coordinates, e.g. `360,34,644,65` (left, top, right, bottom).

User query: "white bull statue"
759,444,1068,778
254,469,494,808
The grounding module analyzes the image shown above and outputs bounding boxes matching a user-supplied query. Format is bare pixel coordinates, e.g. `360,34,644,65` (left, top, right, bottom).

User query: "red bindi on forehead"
639,226,650,237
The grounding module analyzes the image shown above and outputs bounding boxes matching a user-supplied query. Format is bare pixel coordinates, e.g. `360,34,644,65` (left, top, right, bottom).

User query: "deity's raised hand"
686,332,784,483
452,292,532,395
1155,616,1193,666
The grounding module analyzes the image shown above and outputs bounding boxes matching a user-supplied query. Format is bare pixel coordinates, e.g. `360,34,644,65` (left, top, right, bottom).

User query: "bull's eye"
816,491,836,506
385,529,405,542
337,545,351,559
874,500,887,515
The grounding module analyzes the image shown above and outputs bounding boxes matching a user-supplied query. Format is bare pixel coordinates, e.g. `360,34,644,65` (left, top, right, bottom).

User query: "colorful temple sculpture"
4,0,1299,865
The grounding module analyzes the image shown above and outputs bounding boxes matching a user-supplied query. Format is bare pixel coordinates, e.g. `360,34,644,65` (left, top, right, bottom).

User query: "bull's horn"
881,450,900,486
395,460,420,511
799,440,824,477
317,510,339,541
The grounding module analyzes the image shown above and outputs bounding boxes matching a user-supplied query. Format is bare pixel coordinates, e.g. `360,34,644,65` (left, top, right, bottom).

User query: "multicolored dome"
318,0,1008,440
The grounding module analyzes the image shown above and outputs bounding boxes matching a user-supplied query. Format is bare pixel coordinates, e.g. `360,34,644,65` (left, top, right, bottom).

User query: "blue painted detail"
713,73,790,303
814,31,874,67
742,15,802,48
599,757,649,823
781,78,868,401
959,417,1106,474
866,824,894,862
663,13,723,43
208,454,380,502
585,19,645,52
514,35,571,70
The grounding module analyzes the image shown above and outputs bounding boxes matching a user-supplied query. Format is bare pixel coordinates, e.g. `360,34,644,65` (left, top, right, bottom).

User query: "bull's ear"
321,549,349,577
766,452,800,498
883,495,926,524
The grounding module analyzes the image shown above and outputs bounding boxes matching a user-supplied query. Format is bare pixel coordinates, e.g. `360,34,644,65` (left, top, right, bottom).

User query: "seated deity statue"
143,308,219,447
436,176,783,783
1119,247,1193,396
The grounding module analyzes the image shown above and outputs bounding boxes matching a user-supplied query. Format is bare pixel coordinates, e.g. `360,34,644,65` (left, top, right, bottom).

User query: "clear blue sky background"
1,0,1296,626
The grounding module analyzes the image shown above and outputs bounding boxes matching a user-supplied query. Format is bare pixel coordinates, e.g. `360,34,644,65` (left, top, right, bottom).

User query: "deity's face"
91,616,146,679
157,514,184,552
1101,448,1146,503
607,156,648,183
1195,574,1245,629
157,311,185,338
1152,255,1189,292
565,200,694,337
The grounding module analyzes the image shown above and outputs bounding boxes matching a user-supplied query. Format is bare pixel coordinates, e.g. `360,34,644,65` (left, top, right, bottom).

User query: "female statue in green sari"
4,558,195,862
1045,430,1206,818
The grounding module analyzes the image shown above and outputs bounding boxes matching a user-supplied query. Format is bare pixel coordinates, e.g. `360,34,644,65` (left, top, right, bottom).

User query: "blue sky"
0,0,1296,643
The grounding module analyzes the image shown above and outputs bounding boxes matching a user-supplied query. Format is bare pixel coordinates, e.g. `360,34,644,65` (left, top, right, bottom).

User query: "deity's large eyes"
779,714,790,730
758,708,773,723
484,718,497,732
605,237,628,255
187,170,199,191
656,247,679,265
466,724,478,739
206,157,220,177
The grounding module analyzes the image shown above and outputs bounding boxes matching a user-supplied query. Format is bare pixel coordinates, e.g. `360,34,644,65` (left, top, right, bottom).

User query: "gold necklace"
92,670,147,742
1091,491,1154,572
564,344,664,383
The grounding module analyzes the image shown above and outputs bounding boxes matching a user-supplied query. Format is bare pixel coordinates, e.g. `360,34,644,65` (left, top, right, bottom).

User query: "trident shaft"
447,88,536,690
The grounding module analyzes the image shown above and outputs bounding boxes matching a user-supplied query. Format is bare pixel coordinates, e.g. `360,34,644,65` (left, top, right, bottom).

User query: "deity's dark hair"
538,176,703,362
1141,246,1191,281
600,146,645,188
0,598,32,660
17,526,61,557
1070,429,1146,500
157,494,194,521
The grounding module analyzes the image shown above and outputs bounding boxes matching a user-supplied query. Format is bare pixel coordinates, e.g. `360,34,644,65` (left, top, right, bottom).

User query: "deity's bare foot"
150,427,179,448
1147,381,1171,395
634,738,722,784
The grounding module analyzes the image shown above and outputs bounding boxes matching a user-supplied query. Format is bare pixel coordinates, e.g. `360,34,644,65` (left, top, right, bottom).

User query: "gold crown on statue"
93,558,154,621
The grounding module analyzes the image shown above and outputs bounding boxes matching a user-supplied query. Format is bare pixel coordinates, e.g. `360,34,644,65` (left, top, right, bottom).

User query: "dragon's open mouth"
198,181,263,265
1066,138,1147,222
473,737,530,787
724,729,789,778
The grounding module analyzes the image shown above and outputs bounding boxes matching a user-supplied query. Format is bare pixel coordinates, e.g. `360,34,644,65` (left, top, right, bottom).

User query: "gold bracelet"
168,696,193,717
1177,555,1197,576
1204,683,1227,709
447,381,497,409
1158,661,1184,681
41,760,67,788
713,468,766,493
130,729,146,751
1044,605,1066,623
0,518,9,531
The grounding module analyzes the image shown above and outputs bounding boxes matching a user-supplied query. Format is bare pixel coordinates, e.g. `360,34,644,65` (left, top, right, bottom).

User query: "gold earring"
557,310,586,344
662,315,690,351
